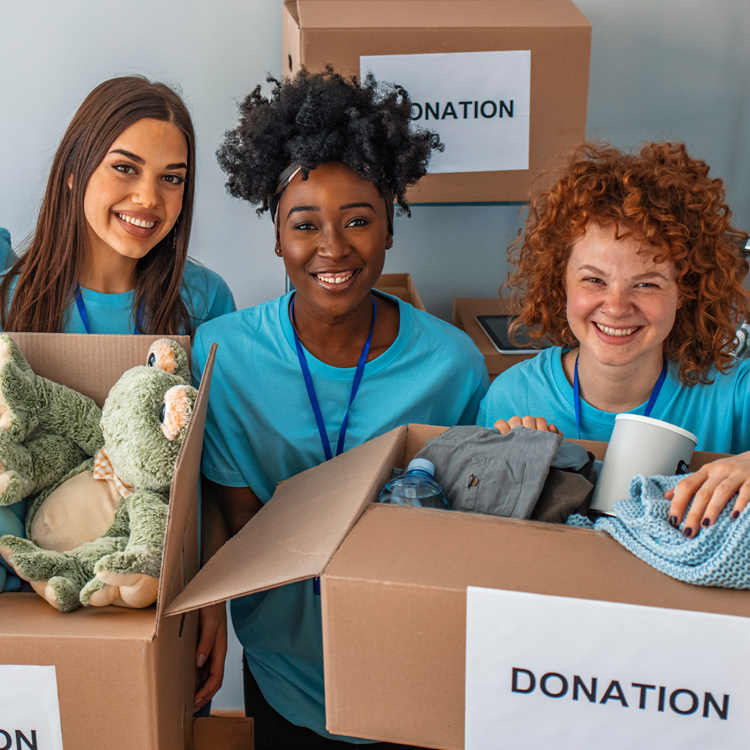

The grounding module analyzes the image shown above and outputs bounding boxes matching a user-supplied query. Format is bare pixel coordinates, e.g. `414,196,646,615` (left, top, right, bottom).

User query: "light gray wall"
1,0,748,712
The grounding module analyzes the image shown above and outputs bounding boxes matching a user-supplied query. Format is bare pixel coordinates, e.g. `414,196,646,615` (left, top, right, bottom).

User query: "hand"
664,451,750,536
194,602,228,711
493,416,563,436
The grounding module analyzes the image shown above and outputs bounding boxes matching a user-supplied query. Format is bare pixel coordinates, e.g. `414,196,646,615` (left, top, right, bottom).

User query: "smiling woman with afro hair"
193,68,487,750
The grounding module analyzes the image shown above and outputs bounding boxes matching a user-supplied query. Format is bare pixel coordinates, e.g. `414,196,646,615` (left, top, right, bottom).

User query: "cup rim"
614,413,698,444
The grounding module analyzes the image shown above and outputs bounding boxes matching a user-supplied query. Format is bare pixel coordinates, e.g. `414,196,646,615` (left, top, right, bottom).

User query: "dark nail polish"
732,510,740,520
668,515,678,527
702,518,711,527
683,527,693,538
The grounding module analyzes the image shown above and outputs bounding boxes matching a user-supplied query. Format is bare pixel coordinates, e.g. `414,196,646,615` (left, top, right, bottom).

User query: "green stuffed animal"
0,336,197,612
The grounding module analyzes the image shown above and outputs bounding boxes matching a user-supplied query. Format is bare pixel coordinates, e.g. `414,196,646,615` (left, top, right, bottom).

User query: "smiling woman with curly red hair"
478,141,750,536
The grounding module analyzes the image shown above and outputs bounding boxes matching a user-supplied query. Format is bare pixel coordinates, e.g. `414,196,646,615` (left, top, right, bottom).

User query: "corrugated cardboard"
0,333,215,750
282,0,591,202
167,424,745,749
375,272,426,311
194,716,253,749
452,296,538,379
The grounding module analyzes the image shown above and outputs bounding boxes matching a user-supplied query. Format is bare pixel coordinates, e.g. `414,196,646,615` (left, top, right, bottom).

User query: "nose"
131,175,160,209
601,284,632,316
317,224,351,259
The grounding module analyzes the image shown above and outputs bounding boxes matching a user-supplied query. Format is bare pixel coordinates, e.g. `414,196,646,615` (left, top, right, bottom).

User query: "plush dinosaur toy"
0,335,197,612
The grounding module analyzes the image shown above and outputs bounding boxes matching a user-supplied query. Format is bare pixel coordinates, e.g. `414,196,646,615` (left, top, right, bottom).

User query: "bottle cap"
406,458,435,476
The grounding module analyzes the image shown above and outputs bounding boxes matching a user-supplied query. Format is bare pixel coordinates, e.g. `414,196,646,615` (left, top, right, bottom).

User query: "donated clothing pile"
567,474,750,589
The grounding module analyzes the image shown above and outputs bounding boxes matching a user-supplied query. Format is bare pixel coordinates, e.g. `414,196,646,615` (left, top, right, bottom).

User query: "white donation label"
0,665,64,750
360,50,530,174
465,587,750,750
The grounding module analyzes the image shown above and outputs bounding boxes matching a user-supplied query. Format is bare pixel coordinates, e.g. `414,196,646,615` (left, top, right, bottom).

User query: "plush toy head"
101,339,195,493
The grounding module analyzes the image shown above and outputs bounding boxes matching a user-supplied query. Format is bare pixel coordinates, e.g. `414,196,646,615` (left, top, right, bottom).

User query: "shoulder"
0,229,16,272
181,259,236,321
402,301,485,366
194,295,285,350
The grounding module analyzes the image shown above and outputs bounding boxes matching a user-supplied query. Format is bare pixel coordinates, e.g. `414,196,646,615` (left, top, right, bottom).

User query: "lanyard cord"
75,285,143,335
290,293,377,460
573,353,667,439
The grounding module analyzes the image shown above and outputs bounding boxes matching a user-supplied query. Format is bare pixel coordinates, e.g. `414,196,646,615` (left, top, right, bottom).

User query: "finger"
699,476,746,528
493,419,512,435
195,625,227,707
731,483,750,520
667,471,705,526
506,416,523,430
533,416,550,432
520,416,538,430
548,424,563,436
682,477,725,537
196,619,217,669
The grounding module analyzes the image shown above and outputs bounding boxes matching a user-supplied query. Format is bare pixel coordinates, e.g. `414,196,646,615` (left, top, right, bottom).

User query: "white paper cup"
590,414,698,516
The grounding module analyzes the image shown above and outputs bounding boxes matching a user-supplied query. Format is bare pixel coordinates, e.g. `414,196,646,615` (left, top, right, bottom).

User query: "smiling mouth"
594,322,640,337
116,212,158,230
312,269,360,286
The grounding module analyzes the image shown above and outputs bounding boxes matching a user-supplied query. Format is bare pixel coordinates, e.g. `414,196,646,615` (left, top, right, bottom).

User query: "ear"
385,233,393,250
66,175,73,190
275,242,282,257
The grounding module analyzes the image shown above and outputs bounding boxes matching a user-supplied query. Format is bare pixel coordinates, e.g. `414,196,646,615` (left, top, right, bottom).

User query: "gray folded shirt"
415,426,591,519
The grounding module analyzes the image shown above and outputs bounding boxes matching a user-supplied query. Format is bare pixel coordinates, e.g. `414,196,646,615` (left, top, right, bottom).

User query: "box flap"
6,333,190,406
155,344,215,634
165,426,407,615
295,0,590,30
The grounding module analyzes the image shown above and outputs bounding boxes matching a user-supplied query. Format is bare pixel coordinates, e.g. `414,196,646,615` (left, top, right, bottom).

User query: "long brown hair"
1,76,195,334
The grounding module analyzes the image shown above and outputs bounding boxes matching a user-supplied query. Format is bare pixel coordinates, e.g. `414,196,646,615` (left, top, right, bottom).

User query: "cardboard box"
452,296,539,379
194,716,253,750
282,0,591,203
0,333,216,750
167,424,745,749
374,272,426,311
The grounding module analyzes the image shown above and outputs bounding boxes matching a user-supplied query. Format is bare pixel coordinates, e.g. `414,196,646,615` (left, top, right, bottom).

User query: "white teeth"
316,271,355,285
117,213,156,229
595,322,638,337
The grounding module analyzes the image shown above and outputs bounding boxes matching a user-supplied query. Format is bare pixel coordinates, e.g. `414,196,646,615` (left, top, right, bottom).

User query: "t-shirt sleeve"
0,229,16,272
192,323,247,487
183,262,237,329
457,365,490,425
732,358,750,453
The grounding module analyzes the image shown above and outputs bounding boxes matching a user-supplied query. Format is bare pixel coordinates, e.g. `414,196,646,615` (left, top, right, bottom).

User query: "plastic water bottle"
377,458,449,509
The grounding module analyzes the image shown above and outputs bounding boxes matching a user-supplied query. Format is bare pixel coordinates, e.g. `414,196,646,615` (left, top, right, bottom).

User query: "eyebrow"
577,265,670,281
286,201,376,219
109,148,187,171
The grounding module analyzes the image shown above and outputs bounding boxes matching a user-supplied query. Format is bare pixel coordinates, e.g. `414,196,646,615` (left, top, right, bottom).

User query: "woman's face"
564,222,680,370
277,162,392,321
82,117,188,266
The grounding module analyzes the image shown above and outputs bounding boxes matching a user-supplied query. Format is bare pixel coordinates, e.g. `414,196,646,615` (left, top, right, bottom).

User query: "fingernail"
683,527,693,538
196,653,207,668
668,515,678,527
701,518,711,527
732,510,740,520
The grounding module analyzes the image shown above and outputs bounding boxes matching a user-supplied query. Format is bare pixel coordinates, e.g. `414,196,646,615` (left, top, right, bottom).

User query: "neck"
565,349,665,413
79,249,137,294
291,293,375,368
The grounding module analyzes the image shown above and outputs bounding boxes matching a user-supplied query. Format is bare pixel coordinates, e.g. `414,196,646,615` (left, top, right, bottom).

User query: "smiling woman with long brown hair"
0,75,234,335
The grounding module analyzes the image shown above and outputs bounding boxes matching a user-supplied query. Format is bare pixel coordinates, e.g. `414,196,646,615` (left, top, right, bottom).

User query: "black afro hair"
217,67,443,217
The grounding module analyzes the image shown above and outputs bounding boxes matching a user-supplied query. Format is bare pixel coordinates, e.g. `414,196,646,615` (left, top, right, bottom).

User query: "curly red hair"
508,142,749,384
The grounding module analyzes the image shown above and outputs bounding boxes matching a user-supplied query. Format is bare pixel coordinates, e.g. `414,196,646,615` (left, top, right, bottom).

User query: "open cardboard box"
374,272,426,311
0,333,216,750
167,424,749,749
282,0,591,203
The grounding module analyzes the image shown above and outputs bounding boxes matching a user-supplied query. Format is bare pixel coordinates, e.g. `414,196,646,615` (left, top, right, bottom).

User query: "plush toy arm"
34,376,103,456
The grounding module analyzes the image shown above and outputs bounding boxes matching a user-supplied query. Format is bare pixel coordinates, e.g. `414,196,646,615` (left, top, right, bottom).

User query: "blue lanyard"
75,285,143,335
290,293,376,461
573,353,667,439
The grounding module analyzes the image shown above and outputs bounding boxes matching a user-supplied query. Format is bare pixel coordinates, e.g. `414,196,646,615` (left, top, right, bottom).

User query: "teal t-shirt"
0,228,16,271
2,258,234,334
477,346,750,453
192,291,488,741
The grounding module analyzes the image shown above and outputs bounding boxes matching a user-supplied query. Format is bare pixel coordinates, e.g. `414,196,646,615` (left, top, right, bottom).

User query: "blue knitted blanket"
567,474,750,589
